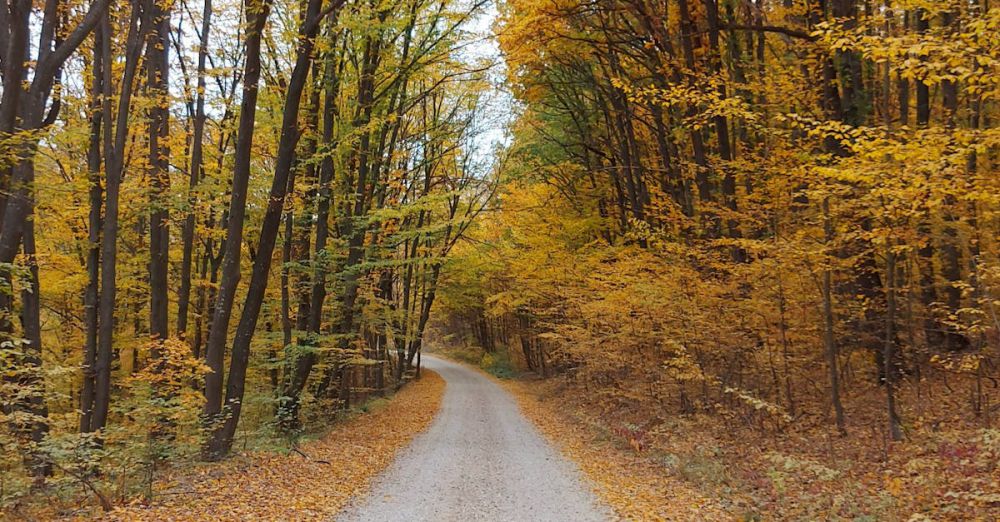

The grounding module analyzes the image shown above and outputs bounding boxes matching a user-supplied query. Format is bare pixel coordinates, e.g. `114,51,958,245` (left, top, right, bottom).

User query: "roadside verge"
501,377,731,521
104,371,445,521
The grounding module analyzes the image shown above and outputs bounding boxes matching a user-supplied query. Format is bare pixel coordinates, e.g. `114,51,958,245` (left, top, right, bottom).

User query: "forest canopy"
1,0,495,509
2,0,1000,518
430,0,1000,516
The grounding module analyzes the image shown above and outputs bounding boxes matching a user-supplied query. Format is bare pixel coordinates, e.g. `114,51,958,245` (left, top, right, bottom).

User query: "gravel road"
337,355,613,522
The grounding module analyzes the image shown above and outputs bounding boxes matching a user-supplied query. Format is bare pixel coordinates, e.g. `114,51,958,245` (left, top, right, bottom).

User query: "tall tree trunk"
202,0,275,427
80,24,105,433
703,0,736,204
915,9,930,127
938,9,966,352
17,194,50,477
329,16,386,401
677,0,713,209
204,0,330,459
914,6,939,352
0,0,109,445
278,45,341,430
280,185,294,365
884,245,903,440
93,1,153,434
148,0,171,345
822,198,847,436
897,10,911,126
178,0,214,339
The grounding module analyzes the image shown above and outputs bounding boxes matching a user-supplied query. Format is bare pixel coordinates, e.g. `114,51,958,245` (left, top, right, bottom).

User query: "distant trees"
434,0,999,443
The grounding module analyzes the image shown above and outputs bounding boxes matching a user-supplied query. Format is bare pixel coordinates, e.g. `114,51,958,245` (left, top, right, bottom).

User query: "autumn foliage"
3,0,1000,518
431,0,1000,518
0,0,490,514
103,370,444,521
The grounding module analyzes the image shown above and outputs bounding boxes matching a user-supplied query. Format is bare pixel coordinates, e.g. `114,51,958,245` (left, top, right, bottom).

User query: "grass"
431,345,517,379
478,351,516,379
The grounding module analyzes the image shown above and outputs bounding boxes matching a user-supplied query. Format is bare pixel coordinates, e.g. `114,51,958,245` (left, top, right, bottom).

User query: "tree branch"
33,0,112,96
720,23,816,41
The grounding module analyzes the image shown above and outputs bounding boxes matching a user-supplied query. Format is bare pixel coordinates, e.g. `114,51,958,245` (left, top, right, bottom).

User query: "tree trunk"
177,0,214,339
93,1,153,434
938,9,966,352
822,198,847,436
204,0,328,459
703,0,737,221
884,246,903,441
202,0,275,428
677,0,713,208
148,0,171,345
80,24,105,433
15,165,50,478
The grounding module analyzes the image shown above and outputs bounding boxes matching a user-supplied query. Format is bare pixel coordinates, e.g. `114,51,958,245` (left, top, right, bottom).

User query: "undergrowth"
432,345,516,379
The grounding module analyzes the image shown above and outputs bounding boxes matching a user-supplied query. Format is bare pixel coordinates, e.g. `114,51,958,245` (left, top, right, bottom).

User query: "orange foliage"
96,372,444,521
503,377,731,521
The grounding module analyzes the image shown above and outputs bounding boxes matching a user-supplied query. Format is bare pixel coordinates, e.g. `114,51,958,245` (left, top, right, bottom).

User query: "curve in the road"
337,355,613,522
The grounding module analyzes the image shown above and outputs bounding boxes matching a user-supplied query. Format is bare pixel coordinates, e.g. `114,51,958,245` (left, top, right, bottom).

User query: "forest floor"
501,377,731,521
500,368,1000,521
63,370,446,521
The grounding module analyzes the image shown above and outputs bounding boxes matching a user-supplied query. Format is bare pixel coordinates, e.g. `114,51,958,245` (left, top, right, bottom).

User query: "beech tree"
431,0,1000,447
1,0,493,505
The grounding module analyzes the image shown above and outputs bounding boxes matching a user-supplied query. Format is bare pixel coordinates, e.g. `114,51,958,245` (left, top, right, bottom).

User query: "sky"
17,0,515,178
457,0,516,174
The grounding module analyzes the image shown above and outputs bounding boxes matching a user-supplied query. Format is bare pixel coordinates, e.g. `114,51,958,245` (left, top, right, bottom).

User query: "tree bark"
177,0,214,339
204,0,331,459
148,0,171,345
278,41,343,429
92,0,153,434
884,246,903,440
80,23,105,433
822,198,847,436
202,0,275,427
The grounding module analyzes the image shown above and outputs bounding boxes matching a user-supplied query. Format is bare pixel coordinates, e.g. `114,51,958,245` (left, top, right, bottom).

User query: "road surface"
337,356,613,522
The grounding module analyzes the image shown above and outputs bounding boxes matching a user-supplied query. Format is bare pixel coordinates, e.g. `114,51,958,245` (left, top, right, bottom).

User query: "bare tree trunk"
915,9,930,127
80,24,105,433
822,198,847,436
193,250,210,359
280,197,294,359
202,0,275,428
703,0,739,246
938,8,966,352
148,0,171,345
884,246,903,441
93,1,153,433
204,0,330,459
177,0,214,339
913,8,938,354
677,0,712,208
17,164,50,478
898,10,911,126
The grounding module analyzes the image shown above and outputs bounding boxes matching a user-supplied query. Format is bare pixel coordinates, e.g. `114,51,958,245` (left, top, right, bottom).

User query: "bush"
479,351,515,379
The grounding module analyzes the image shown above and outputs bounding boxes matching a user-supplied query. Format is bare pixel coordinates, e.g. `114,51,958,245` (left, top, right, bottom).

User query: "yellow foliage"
104,371,445,521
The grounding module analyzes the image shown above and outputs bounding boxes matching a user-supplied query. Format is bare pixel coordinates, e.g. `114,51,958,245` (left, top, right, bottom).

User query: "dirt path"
338,356,613,522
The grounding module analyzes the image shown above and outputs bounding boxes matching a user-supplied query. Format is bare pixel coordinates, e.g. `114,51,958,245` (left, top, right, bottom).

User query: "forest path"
337,355,613,522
